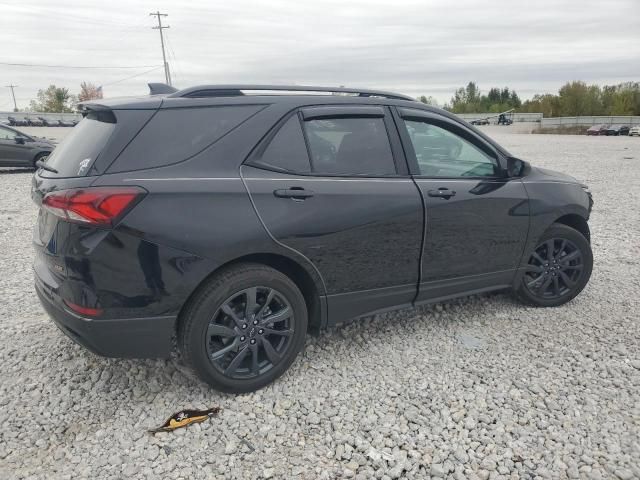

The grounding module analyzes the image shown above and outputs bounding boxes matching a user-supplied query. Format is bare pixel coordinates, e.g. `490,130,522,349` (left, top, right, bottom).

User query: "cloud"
1,0,638,109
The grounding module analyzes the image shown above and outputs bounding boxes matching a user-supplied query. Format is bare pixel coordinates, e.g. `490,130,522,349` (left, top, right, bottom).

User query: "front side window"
403,120,497,178
0,126,18,140
303,117,396,175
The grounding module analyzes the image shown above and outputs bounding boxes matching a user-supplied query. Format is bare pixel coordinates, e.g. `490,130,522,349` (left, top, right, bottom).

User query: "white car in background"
629,126,640,137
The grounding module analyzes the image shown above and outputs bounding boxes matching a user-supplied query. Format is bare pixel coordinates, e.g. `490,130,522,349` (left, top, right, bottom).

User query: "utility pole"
149,11,171,86
5,84,18,111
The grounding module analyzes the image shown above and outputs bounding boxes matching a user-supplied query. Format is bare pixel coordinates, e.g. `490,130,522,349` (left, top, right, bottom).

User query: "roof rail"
168,85,416,102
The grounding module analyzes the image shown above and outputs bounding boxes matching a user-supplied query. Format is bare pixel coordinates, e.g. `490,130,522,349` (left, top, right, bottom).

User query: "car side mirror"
507,156,528,177
15,136,26,145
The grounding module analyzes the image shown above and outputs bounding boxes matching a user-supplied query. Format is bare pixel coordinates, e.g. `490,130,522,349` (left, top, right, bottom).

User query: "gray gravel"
1,131,639,480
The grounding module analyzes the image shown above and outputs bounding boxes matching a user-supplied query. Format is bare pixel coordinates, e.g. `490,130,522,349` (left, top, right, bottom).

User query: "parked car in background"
7,116,28,127
0,124,54,168
38,117,57,128
629,126,640,137
32,84,594,393
605,125,630,136
26,117,44,127
586,124,608,136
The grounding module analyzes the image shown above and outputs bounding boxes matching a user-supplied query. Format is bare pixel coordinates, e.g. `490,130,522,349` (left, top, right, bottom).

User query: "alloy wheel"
205,287,294,379
524,238,584,299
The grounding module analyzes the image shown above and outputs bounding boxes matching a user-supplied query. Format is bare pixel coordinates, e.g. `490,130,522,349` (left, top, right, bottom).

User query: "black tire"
179,263,307,393
33,152,49,169
514,223,593,307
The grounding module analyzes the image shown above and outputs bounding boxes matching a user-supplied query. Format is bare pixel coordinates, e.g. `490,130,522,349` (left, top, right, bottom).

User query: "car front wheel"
179,263,308,393
515,223,593,307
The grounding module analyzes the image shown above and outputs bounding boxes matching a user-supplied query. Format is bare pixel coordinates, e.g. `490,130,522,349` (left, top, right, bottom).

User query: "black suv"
33,84,593,393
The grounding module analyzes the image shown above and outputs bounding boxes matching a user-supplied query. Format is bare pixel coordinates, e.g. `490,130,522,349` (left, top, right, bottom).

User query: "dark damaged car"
32,84,594,392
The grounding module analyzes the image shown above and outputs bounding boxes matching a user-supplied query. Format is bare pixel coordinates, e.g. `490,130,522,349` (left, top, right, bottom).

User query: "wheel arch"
553,213,590,243
176,252,325,335
33,150,50,163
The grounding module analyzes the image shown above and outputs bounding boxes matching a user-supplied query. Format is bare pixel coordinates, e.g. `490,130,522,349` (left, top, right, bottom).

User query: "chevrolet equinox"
32,84,594,393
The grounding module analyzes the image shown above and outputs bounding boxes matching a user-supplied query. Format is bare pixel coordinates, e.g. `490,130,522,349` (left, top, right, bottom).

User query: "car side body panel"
31,92,593,361
241,166,424,325
520,167,592,263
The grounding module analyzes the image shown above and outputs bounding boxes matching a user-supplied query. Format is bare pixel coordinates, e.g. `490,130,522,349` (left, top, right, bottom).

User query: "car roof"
79,83,419,109
77,83,511,157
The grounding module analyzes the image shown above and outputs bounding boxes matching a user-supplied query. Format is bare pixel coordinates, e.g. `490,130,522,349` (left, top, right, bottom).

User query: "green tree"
447,82,521,113
418,95,439,107
448,80,640,117
29,85,77,113
557,81,602,116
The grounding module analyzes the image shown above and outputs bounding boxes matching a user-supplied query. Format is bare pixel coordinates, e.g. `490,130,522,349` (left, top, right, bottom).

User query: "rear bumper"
36,282,176,358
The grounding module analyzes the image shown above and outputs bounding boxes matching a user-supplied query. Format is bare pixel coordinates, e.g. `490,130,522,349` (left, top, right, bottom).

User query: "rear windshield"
43,111,116,177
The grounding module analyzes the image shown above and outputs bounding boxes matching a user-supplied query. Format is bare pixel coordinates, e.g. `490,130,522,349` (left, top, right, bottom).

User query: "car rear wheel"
179,263,307,393
515,224,592,307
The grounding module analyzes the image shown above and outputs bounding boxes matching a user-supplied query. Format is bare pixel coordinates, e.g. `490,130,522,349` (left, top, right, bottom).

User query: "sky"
1,0,639,110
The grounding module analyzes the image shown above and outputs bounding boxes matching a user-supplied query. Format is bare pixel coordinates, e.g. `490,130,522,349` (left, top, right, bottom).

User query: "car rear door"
394,107,530,302
242,105,424,325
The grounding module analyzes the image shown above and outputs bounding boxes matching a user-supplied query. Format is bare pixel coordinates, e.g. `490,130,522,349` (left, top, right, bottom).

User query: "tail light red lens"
42,187,146,227
63,299,103,317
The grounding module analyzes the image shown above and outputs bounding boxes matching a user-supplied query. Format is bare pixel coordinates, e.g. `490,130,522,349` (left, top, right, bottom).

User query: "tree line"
25,82,103,113
16,80,640,117
432,80,640,117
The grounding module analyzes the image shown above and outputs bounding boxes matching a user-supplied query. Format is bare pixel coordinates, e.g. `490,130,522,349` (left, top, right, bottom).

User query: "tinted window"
0,126,18,140
257,115,310,173
109,105,263,173
404,120,497,177
44,111,116,177
303,117,395,175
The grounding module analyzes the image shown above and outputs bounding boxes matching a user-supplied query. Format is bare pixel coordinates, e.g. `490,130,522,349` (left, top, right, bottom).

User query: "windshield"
43,110,116,177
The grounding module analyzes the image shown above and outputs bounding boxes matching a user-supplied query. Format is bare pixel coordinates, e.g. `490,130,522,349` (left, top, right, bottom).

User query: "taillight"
63,299,103,317
42,187,145,227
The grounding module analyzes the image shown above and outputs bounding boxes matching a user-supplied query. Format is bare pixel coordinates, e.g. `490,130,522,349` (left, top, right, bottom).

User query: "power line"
149,11,171,86
4,84,18,112
99,66,164,88
164,30,181,85
0,61,163,69
1,3,145,30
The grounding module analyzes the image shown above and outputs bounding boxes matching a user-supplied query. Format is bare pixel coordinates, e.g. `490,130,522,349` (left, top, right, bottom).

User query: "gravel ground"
1,132,639,480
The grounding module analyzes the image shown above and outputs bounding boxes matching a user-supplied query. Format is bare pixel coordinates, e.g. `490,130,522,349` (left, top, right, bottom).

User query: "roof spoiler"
76,101,113,117
148,83,178,95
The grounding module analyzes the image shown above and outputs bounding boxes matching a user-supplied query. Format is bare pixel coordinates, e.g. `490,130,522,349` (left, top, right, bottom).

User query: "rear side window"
256,115,311,173
303,117,395,175
44,111,116,177
108,105,262,173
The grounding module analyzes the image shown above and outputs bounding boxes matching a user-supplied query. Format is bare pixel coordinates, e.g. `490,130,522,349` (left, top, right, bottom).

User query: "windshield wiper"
36,159,58,174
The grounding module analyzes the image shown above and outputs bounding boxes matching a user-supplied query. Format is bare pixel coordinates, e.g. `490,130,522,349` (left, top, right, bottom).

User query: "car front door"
242,105,424,325
394,107,530,302
0,126,31,166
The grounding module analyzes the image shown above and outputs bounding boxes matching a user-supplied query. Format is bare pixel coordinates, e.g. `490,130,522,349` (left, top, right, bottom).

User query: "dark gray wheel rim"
205,287,294,379
524,238,584,299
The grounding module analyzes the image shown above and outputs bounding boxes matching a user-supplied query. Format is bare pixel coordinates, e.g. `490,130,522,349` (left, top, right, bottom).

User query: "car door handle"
273,188,315,200
427,188,456,199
